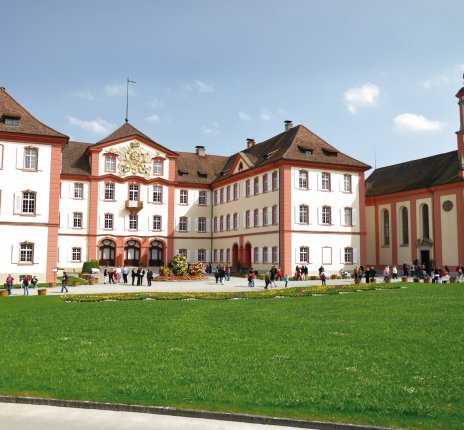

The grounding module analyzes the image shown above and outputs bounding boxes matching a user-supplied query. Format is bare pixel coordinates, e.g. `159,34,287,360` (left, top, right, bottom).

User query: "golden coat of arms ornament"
105,140,157,179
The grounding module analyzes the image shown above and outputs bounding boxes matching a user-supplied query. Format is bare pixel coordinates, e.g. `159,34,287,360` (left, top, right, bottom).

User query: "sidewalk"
7,275,408,296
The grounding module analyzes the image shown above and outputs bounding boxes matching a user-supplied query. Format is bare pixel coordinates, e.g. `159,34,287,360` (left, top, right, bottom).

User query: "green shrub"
82,260,99,274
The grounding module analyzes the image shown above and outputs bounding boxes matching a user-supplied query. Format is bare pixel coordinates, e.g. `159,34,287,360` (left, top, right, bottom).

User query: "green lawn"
0,283,462,429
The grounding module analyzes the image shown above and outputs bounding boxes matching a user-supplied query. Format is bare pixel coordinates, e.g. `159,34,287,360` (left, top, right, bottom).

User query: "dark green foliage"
81,260,99,274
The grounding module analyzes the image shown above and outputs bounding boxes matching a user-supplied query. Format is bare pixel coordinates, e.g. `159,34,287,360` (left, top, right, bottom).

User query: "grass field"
0,283,462,429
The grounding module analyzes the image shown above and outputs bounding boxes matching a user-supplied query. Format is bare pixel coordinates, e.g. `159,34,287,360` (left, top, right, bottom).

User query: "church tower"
455,78,464,177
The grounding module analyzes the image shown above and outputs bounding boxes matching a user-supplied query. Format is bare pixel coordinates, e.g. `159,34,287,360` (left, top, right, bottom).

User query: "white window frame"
153,215,161,231
74,183,84,199
72,247,82,262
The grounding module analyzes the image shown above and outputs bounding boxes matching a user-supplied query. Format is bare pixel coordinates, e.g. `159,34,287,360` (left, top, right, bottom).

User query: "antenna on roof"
125,77,136,123
374,143,377,170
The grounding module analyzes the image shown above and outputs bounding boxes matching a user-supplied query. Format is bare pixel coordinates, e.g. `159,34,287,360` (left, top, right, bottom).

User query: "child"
284,273,289,288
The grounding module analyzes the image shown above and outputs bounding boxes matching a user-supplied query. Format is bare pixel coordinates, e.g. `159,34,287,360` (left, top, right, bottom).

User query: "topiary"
82,260,99,273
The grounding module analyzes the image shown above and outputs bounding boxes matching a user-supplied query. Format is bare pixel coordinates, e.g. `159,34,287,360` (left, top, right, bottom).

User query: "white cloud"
149,98,165,108
105,84,133,97
194,80,214,93
145,114,160,123
201,122,220,135
393,113,446,133
67,116,114,135
71,91,95,101
238,111,251,121
260,109,272,121
344,83,380,114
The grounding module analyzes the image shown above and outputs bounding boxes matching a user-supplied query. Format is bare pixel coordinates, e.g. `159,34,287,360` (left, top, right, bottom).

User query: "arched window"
383,209,390,246
401,207,409,245
422,204,430,239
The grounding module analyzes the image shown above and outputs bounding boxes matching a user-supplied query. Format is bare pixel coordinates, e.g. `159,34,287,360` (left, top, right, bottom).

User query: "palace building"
0,87,369,282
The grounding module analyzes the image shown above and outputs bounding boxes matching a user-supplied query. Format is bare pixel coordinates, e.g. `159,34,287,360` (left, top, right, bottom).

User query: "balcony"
125,200,144,214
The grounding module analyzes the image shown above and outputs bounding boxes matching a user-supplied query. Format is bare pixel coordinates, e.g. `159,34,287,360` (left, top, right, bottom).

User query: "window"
153,159,164,175
198,249,206,262
22,191,36,214
153,215,161,231
129,215,138,230
214,190,218,205
263,246,268,263
401,207,409,245
179,216,188,232
299,170,308,189
104,183,115,200
422,204,430,239
299,246,309,263
220,215,224,231
213,249,218,262
198,191,207,206
344,247,353,264
254,247,260,263
272,171,279,190
321,172,331,190
322,206,331,224
153,185,163,203
238,162,243,172
73,212,83,228
20,243,33,263
344,207,352,226
246,179,251,197
246,210,251,228
272,246,279,264
343,174,352,192
263,207,269,226
272,205,278,225
233,183,239,200
4,116,20,126
233,213,238,230
129,184,139,201
254,177,259,194
226,186,231,202
213,216,218,232
179,249,188,259
254,209,259,227
198,217,206,232
104,213,113,229
226,214,231,230
226,248,231,263
180,190,188,204
74,183,84,199
220,188,224,204
299,205,308,224
383,209,390,246
24,147,38,170
72,247,82,262
105,154,116,172
263,174,269,193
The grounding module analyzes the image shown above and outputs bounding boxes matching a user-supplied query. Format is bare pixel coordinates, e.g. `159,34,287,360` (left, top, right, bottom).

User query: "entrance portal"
99,239,115,266
149,240,164,266
124,240,140,266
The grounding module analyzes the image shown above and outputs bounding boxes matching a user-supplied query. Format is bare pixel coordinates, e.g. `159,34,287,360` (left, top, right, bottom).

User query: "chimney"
246,138,255,149
195,145,206,156
284,120,293,131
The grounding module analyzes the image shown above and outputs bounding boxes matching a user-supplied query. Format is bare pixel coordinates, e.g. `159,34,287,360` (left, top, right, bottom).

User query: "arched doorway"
124,240,140,266
244,243,252,268
99,239,115,266
149,240,164,266
232,243,239,269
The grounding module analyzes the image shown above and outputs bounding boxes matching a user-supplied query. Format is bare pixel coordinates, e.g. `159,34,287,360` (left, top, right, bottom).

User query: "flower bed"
155,275,208,282
63,282,401,303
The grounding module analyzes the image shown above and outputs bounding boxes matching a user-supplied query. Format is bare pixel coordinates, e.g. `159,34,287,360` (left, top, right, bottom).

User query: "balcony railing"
125,200,144,213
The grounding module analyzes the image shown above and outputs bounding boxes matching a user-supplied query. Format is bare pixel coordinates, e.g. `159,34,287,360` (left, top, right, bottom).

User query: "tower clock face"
442,200,453,212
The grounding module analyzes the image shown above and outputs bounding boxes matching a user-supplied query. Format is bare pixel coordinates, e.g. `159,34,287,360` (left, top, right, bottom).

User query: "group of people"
248,266,289,289
103,267,154,286
213,265,231,284
4,274,39,296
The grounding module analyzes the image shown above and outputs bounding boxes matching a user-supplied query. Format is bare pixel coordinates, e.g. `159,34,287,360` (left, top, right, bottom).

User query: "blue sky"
1,0,463,175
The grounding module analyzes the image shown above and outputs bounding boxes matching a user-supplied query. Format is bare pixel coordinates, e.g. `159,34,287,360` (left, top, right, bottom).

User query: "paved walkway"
6,274,409,296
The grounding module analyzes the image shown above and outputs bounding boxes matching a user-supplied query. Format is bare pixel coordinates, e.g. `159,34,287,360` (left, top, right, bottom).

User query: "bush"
82,260,99,274
159,266,171,276
189,262,204,276
168,254,188,276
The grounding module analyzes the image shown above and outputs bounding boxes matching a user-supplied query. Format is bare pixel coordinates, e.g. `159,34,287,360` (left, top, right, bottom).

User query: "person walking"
321,271,327,286
122,266,128,284
264,272,270,290
108,268,115,284
219,266,225,285
392,265,398,279
103,268,109,284
61,272,69,293
116,266,122,284
365,268,370,283
31,275,38,289
146,268,153,286
131,269,136,285
284,273,289,288
5,274,14,296
22,276,30,296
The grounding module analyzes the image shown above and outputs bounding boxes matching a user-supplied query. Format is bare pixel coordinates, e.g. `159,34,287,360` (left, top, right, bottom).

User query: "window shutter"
175,218,179,232
206,250,210,263
353,248,358,264
147,186,153,203
294,205,298,223
317,207,320,224
175,189,180,204
275,206,279,224
237,183,240,198
294,169,299,188
276,171,280,189
249,213,254,228
295,248,299,264
206,218,210,232
175,249,179,256
194,191,199,205
16,147,23,169
124,215,128,231
67,213,72,228
340,208,343,225
340,248,343,263
100,182,105,200
13,194,21,214
317,173,322,190
352,209,357,226
187,250,191,262
257,209,262,226
243,212,246,228
194,217,198,232
98,215,103,229
258,248,262,263
35,195,42,216
205,191,210,206
68,183,73,199
11,244,18,263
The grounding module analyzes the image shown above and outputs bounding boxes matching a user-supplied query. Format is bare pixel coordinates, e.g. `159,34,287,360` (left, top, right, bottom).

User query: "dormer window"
238,162,243,172
178,169,188,177
3,114,20,126
197,171,208,178
322,148,338,157
298,145,313,155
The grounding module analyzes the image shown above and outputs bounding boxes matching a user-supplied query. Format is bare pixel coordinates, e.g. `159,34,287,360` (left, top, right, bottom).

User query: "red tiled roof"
97,122,156,145
0,87,67,138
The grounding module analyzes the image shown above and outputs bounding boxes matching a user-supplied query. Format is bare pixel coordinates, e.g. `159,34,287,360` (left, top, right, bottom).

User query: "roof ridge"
372,150,457,173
